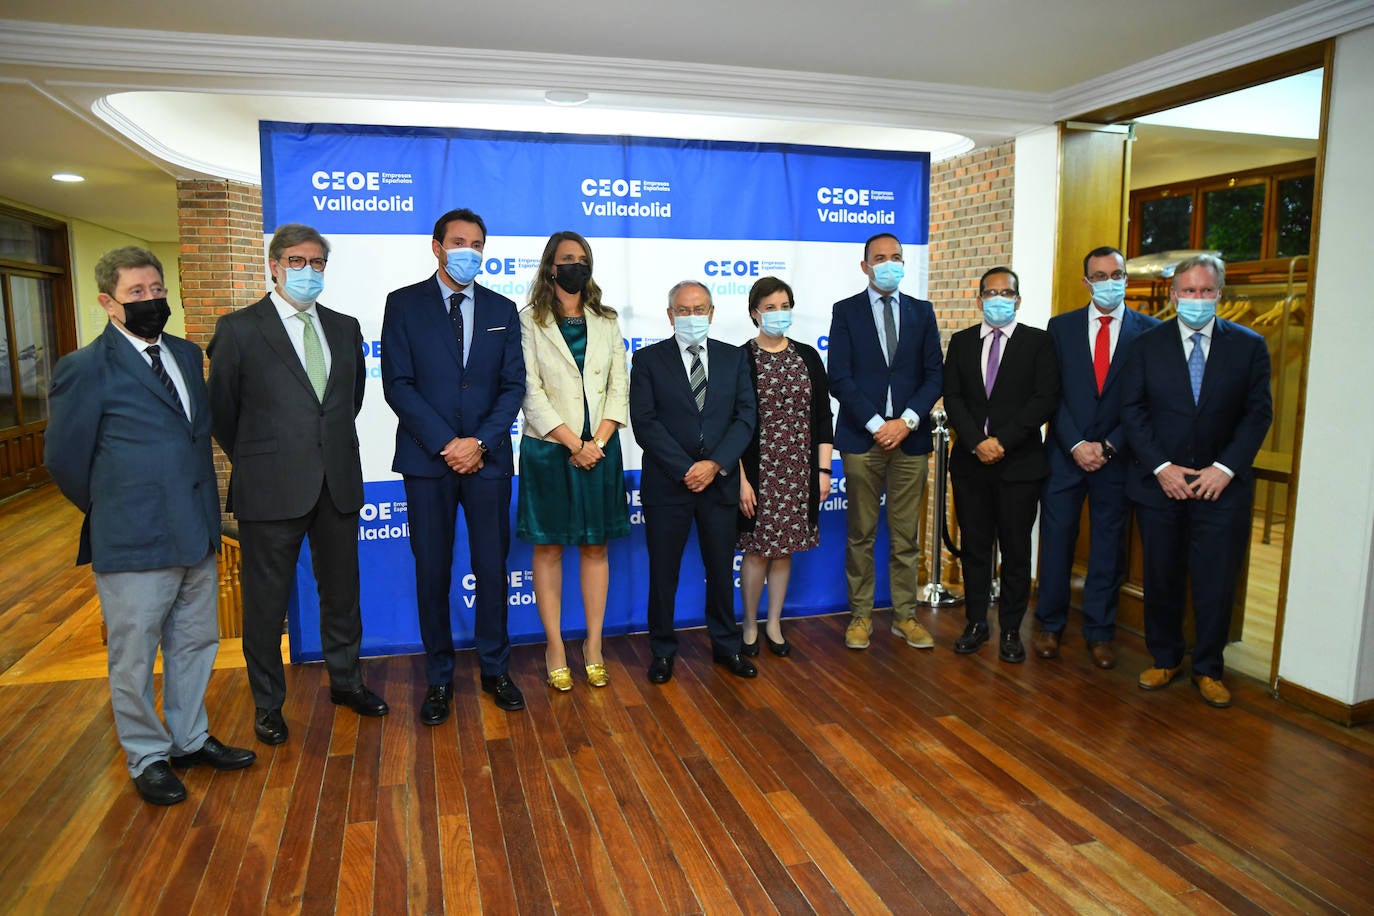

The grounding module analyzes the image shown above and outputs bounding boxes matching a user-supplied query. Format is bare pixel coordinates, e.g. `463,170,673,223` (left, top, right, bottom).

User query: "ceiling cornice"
1050,0,1374,120
0,17,1050,129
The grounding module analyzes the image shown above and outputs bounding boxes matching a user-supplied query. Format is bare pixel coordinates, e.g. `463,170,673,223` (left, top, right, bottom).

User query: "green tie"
297,312,327,399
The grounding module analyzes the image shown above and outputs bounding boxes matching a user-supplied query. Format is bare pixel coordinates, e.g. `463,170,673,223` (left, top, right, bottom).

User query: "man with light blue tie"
1120,254,1271,709
826,233,943,651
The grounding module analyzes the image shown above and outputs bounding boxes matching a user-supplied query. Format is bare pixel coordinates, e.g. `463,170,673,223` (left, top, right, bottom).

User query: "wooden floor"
2,487,1372,914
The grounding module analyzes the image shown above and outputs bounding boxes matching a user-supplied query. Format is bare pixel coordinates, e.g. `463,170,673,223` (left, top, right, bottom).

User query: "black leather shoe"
765,634,791,657
647,655,675,684
254,708,288,745
713,653,758,678
741,637,760,658
171,736,256,770
954,622,990,654
999,630,1026,664
480,673,526,711
420,684,452,726
330,684,390,717
133,760,187,806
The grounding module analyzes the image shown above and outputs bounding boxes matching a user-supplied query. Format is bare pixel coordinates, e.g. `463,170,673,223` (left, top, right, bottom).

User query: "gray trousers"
93,549,219,776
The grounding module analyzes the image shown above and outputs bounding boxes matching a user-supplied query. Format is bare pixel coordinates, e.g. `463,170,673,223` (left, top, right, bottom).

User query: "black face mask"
119,297,172,339
553,262,592,295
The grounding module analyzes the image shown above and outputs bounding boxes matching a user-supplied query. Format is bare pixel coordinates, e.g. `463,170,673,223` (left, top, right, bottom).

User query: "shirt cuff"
1153,462,1170,475
1213,462,1235,478
900,408,920,427
865,415,885,434
1072,439,1088,453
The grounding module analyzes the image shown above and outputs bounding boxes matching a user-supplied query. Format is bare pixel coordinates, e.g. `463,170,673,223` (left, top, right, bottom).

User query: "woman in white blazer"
517,231,631,691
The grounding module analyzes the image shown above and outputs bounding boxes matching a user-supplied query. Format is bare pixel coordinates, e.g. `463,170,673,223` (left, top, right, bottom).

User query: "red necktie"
1093,316,1111,394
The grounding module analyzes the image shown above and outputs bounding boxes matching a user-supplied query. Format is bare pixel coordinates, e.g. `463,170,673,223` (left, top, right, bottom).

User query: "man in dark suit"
381,208,526,721
45,246,254,806
208,223,388,746
1121,254,1272,708
826,232,944,651
944,267,1060,663
630,280,757,684
1035,247,1160,669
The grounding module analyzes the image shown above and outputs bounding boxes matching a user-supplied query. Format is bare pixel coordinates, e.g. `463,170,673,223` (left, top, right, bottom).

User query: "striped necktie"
688,344,707,411
144,344,185,417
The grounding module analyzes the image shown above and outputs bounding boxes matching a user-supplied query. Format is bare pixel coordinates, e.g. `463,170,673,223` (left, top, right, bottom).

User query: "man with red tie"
1035,247,1159,669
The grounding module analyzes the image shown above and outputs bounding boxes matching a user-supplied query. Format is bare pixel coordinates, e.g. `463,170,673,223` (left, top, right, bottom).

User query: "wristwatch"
594,436,606,449
475,438,488,453
902,416,917,431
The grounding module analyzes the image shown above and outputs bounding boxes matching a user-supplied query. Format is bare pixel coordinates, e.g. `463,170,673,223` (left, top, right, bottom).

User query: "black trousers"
643,494,742,659
952,467,1041,632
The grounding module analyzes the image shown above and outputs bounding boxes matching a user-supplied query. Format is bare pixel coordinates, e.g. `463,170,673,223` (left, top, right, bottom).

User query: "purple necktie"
984,329,1002,434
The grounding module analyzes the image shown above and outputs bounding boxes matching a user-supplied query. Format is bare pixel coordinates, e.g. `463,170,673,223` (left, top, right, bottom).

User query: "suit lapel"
1100,308,1139,394
537,312,579,371
317,305,353,403
1196,319,1228,411
103,325,186,421
433,275,463,367
165,336,201,423
255,298,318,401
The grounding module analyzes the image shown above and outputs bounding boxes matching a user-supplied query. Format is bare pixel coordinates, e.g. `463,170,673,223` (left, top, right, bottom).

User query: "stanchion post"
918,407,963,607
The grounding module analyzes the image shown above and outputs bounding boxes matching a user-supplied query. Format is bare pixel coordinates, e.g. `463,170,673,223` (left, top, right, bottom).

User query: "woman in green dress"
517,232,631,691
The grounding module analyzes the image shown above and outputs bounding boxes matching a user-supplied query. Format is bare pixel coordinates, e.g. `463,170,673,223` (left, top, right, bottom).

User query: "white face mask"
759,311,792,337
674,315,710,346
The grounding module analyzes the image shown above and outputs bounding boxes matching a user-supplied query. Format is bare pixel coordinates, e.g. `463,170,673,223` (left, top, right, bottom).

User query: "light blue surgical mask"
282,265,324,305
1090,278,1126,310
674,315,711,347
1177,297,1218,329
981,297,1017,327
870,260,904,293
759,310,792,338
445,247,482,286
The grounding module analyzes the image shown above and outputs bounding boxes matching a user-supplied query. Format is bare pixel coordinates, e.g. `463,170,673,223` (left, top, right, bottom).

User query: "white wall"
1278,23,1374,705
1010,127,1059,330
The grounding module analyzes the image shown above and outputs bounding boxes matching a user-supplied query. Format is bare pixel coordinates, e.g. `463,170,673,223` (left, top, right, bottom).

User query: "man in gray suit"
45,246,255,806
209,224,387,746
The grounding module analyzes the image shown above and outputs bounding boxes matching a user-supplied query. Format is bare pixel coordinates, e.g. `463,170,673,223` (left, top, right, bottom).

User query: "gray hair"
1172,254,1225,289
94,247,163,296
268,223,331,262
667,280,712,310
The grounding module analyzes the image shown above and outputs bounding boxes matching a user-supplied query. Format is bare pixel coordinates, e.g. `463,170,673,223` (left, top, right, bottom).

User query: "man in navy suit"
630,280,757,684
1035,247,1159,669
827,233,943,651
944,267,1060,663
1121,254,1271,708
45,246,254,806
381,208,527,721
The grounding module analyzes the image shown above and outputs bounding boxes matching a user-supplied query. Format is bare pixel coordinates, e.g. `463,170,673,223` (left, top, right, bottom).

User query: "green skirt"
516,434,631,545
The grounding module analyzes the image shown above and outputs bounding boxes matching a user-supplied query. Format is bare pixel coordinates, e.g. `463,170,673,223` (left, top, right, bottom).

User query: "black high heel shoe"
765,633,791,657
741,637,760,658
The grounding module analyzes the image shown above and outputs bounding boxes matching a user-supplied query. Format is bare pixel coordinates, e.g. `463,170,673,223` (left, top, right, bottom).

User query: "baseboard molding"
1275,678,1374,727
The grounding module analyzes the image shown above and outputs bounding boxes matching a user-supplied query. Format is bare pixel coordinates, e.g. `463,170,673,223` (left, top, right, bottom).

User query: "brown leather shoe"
1088,641,1116,669
1193,675,1232,708
1031,630,1060,659
1138,665,1182,690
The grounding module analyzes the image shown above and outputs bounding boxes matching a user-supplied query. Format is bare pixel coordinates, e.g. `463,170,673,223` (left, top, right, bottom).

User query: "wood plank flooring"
2,485,1372,914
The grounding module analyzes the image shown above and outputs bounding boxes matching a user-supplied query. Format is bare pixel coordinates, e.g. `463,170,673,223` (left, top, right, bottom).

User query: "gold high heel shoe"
546,667,573,692
584,663,610,688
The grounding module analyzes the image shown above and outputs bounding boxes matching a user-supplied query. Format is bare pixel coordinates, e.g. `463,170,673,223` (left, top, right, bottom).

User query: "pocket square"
486,326,507,331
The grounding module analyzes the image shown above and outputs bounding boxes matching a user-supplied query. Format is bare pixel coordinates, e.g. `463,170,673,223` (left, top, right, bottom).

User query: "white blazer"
519,305,630,441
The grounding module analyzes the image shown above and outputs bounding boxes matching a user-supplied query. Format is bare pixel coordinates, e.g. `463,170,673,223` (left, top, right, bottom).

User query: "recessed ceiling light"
544,90,589,107
51,173,85,183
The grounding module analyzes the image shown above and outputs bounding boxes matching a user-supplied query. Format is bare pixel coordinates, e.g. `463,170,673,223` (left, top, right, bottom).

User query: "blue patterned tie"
1187,332,1205,404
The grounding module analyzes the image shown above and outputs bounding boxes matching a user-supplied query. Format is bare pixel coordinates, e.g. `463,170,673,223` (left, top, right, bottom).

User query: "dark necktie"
145,344,185,416
449,292,465,365
688,344,707,411
881,295,897,364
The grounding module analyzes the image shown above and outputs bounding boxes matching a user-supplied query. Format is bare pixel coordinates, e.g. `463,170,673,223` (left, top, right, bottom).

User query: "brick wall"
175,179,263,523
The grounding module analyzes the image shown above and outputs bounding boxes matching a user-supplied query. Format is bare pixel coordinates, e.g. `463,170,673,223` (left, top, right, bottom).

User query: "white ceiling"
0,0,1366,242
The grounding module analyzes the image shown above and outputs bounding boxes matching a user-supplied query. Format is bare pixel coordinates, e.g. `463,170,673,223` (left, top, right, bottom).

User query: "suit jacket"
518,305,629,440
1120,318,1273,508
827,289,943,455
207,294,366,520
44,323,219,572
629,337,756,507
1045,304,1160,477
381,275,525,479
944,322,1060,483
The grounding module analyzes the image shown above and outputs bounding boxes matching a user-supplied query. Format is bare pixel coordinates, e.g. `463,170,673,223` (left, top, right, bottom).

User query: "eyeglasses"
1087,271,1128,282
285,256,328,271
980,288,1018,299
671,307,712,317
